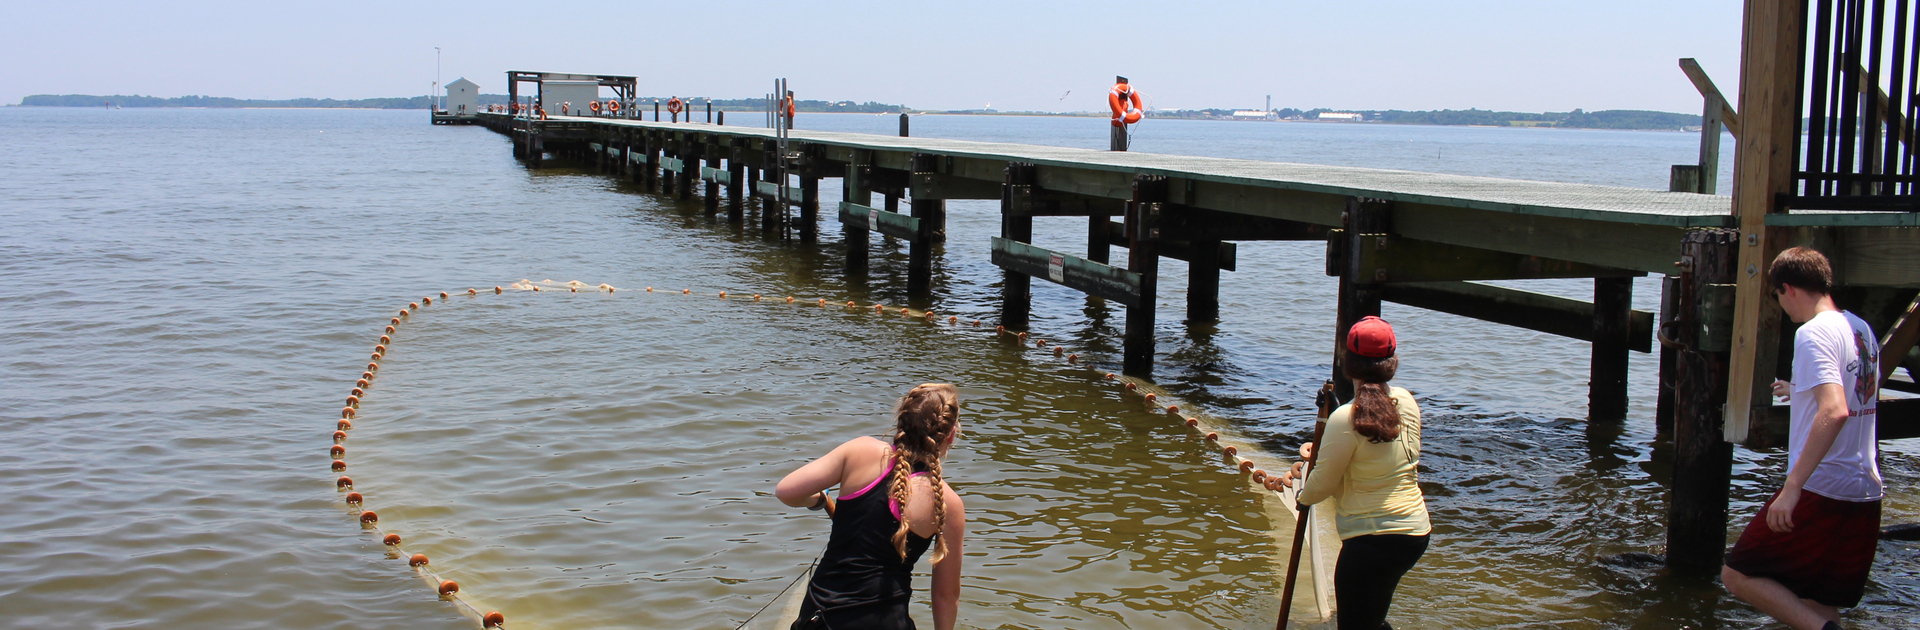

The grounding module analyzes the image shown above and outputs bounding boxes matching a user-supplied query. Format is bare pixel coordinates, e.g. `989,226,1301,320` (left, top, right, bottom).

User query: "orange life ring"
608,100,621,113
667,97,684,115
590,100,601,114
1109,83,1143,127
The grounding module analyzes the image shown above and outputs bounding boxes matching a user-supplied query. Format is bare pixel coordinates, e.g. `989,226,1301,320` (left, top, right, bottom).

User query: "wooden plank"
990,237,1143,307
1382,281,1654,353
1679,58,1743,139
910,172,1002,200
588,142,603,152
1752,397,1920,445
700,166,731,185
1353,234,1644,283
1101,220,1237,270
627,151,649,165
755,180,804,201
1835,227,1920,287
662,156,684,173
1721,0,1804,443
838,202,920,240
1393,202,1699,275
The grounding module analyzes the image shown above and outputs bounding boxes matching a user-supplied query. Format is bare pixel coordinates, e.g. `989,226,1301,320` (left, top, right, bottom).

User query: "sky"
0,0,1746,114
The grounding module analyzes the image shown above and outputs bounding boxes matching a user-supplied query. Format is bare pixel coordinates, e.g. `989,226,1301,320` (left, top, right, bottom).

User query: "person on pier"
1279,316,1430,630
1722,247,1882,630
776,383,966,630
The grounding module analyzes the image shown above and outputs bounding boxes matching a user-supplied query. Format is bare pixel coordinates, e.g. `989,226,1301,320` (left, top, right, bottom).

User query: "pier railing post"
1332,197,1392,403
1123,174,1166,376
907,153,943,295
1589,277,1633,421
844,152,872,272
1002,163,1036,329
1110,124,1127,152
1665,228,1736,575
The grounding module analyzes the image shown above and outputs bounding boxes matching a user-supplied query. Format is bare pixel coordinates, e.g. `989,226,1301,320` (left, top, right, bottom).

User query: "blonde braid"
925,456,948,563
888,443,914,560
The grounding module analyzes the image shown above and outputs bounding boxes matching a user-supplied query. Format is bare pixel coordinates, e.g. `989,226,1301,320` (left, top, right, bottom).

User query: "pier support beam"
1656,276,1680,433
1332,197,1392,403
1589,277,1633,421
1187,239,1222,323
844,159,872,272
1088,215,1111,265
727,147,745,223
645,137,661,193
677,142,697,203
760,164,779,235
908,154,946,296
705,149,721,216
801,176,820,243
1666,228,1737,576
1001,163,1036,329
1123,174,1167,376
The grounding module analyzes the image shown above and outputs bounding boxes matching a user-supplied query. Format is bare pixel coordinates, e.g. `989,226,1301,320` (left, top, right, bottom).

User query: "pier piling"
1589,277,1633,421
1123,175,1166,376
1665,228,1736,575
1331,197,1392,402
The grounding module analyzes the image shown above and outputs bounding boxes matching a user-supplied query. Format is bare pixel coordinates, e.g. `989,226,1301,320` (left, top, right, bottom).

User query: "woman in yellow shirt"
1280,316,1430,630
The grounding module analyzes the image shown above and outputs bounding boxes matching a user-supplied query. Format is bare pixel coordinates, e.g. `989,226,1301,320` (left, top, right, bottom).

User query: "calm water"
0,107,1912,629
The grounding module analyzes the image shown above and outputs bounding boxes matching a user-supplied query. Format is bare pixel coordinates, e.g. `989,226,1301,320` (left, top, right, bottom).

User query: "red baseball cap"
1346,316,1396,358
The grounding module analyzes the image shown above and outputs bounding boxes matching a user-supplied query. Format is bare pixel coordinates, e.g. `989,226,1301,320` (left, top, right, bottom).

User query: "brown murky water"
0,108,1912,629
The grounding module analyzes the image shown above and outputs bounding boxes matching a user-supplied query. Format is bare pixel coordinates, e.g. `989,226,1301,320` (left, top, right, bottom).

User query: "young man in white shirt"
1722,247,1883,630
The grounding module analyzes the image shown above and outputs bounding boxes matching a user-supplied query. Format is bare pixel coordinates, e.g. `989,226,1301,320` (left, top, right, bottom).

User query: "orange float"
383,533,401,546
1108,79,1143,127
1224,445,1238,456
330,445,346,457
440,292,449,299
1166,404,1179,414
439,580,460,596
483,611,506,628
410,554,429,567
332,460,346,472
1185,417,1199,427
337,476,353,489
333,430,347,442
338,419,353,431
345,492,363,505
360,511,378,525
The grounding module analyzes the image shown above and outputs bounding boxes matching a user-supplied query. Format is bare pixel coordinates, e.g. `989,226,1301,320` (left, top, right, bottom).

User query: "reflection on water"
0,107,1912,629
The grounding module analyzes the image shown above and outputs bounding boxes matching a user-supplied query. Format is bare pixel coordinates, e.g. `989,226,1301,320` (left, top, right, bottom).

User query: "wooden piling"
900,113,909,137
727,143,745,223
705,148,721,216
1332,197,1392,403
908,154,943,295
1188,239,1222,323
800,176,820,242
844,156,872,272
1665,228,1736,575
1002,163,1036,329
677,141,696,202
1656,275,1680,433
1589,277,1633,421
1123,174,1166,376
1087,215,1110,265
1110,124,1127,152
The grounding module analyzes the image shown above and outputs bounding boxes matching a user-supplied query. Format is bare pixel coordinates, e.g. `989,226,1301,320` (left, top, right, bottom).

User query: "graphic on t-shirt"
1853,329,1879,404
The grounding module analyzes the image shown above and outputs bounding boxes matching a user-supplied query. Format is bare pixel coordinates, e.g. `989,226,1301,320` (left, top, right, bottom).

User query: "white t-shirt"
1789,310,1883,502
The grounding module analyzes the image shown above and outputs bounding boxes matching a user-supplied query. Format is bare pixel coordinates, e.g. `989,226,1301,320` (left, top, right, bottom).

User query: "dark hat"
1346,316,1396,358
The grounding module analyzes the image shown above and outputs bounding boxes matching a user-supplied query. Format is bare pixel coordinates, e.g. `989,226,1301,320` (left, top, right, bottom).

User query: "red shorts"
1725,490,1881,608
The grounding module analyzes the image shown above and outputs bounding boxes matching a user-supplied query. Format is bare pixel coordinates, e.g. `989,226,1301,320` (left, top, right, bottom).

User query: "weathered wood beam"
1680,58,1743,139
1752,397,1920,446
911,172,1003,200
1723,0,1811,443
1393,203,1696,275
1006,186,1125,217
1102,221,1237,270
991,237,1142,307
1348,232,1643,283
839,202,920,241
1158,205,1330,241
1381,281,1654,353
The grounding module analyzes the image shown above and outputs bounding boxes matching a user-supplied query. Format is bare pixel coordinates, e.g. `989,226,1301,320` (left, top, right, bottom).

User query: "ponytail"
1343,352,1401,443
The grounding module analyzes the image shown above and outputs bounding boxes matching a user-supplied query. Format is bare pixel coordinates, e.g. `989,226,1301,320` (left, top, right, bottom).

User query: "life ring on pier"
1109,83,1142,127
783,94,796,119
607,100,621,114
667,97,684,115
590,100,601,114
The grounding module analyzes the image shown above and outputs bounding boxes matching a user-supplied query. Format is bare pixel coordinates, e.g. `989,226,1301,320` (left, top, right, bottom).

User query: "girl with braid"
776,383,967,630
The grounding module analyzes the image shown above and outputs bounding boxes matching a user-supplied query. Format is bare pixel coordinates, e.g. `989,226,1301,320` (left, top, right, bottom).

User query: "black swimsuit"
795,455,935,629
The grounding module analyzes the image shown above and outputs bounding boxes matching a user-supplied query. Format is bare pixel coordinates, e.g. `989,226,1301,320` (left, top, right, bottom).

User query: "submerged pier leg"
1666,229,1736,575
1002,163,1036,329
677,142,697,203
1332,197,1392,402
1589,277,1633,421
801,176,820,243
1188,239,1222,323
645,137,660,193
727,149,745,223
907,154,944,296
705,150,721,216
844,158,871,272
1087,214,1111,265
1656,276,1680,433
760,159,779,235
1123,174,1166,376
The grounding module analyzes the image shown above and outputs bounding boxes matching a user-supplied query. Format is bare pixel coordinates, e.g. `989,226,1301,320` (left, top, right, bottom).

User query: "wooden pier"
469,0,1920,573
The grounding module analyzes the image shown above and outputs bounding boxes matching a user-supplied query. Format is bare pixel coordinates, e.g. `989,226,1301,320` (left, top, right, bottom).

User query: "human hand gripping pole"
1276,380,1338,630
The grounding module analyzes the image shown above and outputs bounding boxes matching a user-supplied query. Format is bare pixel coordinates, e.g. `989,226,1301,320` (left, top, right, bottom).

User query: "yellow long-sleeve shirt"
1297,387,1431,539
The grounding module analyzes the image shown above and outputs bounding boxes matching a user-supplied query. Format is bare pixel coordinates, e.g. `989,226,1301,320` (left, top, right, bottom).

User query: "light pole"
434,47,442,112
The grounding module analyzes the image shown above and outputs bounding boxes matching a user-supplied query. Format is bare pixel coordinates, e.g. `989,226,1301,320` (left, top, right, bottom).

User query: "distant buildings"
1316,112,1363,121
444,78,478,117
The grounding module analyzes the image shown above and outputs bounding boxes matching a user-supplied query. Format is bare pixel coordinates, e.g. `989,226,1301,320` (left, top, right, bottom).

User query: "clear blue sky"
2,0,1744,113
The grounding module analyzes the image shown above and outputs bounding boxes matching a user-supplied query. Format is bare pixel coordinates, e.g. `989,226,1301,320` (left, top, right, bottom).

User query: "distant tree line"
18,93,909,114
1150,106,1702,130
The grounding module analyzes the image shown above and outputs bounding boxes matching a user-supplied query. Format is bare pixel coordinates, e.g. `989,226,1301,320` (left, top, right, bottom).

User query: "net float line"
330,278,1301,628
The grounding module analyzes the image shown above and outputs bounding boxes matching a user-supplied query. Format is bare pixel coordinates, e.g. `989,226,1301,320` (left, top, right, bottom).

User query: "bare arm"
775,438,865,508
930,486,965,630
1767,383,1852,532
1294,417,1355,506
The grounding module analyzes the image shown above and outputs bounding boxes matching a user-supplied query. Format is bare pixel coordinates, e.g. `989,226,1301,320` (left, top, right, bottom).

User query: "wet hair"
1343,351,1402,443
1769,246,1833,295
890,383,959,562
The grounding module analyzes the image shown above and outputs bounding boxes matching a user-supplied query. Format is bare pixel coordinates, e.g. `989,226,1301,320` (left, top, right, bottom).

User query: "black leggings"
1334,533,1429,630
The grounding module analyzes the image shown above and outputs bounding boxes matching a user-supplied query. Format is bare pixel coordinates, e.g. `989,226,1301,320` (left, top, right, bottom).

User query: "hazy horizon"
2,1,1743,115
